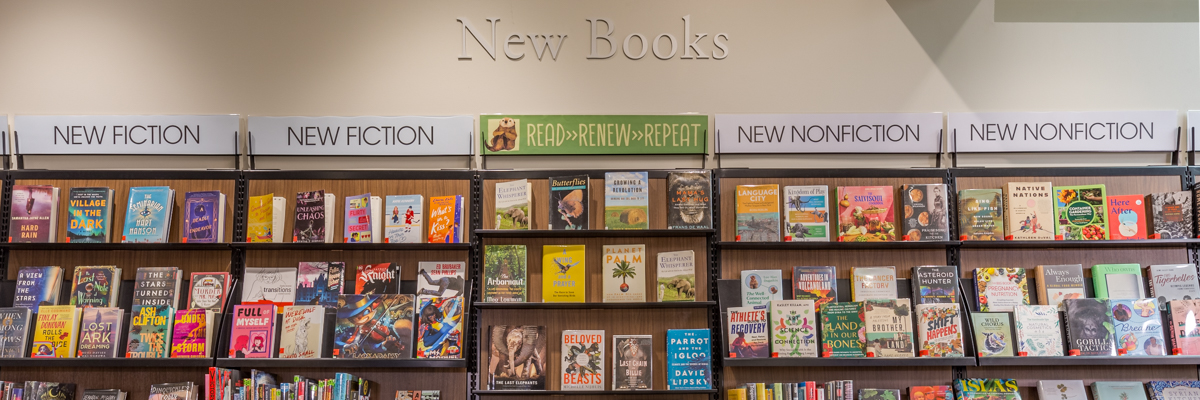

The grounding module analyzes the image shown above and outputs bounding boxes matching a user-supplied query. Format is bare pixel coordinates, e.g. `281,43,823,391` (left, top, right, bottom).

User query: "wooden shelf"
475,229,713,238
975,355,1200,366
718,241,959,250
231,242,472,251
215,358,466,369
474,301,716,310
0,357,214,367
474,390,719,396
722,356,976,367
0,243,231,251
959,239,1200,249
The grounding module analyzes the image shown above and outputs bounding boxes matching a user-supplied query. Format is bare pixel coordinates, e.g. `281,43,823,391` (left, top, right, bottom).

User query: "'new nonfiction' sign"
950,111,1178,153
715,113,942,154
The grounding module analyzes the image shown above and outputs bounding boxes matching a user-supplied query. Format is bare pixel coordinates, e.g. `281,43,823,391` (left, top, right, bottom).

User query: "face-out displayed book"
863,299,914,358
953,379,1019,399
77,307,121,358
295,261,344,308
279,305,326,359
900,184,949,241
728,304,768,358
911,265,958,304
667,170,712,230
604,171,649,230
1150,264,1200,310
1107,194,1147,240
613,334,653,390
1064,298,1116,356
487,325,547,390
971,312,1014,357
1093,263,1146,299
792,266,836,311
1004,182,1054,240
170,309,215,358
858,389,900,399
736,184,780,242
851,266,897,302
603,244,646,302
355,262,401,295
1148,191,1194,239
783,185,828,241
1034,264,1085,310
247,193,284,243
13,266,63,309
333,294,415,359
66,187,115,243
667,329,712,390
561,329,604,390
126,304,175,358
916,303,964,357
483,245,527,302
242,267,297,313
187,272,230,313
384,194,424,243
957,188,1003,241
770,300,817,357
228,304,276,358
974,268,1029,312
70,265,122,308
1148,381,1200,400
30,305,80,358
495,179,531,230
418,261,466,298
741,269,783,306
550,175,589,230
543,245,586,303
1110,298,1165,355
10,185,59,243
343,193,381,243
121,186,174,243
415,295,464,359
0,308,32,358
427,195,466,243
1037,380,1086,400
26,382,77,400
837,186,895,242
1091,382,1149,400
182,190,225,243
148,382,196,400
821,302,865,358
1054,184,1108,240
1013,305,1063,357
910,386,953,400
1169,299,1200,355
132,266,182,309
294,190,335,243
657,250,696,302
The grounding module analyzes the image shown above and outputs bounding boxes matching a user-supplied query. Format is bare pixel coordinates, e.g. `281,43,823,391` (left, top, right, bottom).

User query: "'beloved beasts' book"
604,171,649,230
613,335,652,390
769,299,817,357
971,312,1014,357
792,266,836,311
1064,298,1116,356
415,295,463,359
31,305,80,358
126,305,174,358
602,244,646,302
727,304,768,358
820,302,865,358
1054,184,1108,240
783,185,828,241
122,186,174,243
13,266,63,309
355,262,401,295
1013,305,1064,357
487,325,547,390
863,299,915,358
666,329,711,390
543,245,586,303
916,303,964,357
561,329,604,390
1004,182,1054,240
483,245,527,302
76,307,121,358
66,187,115,243
549,175,589,230
10,185,58,243
667,171,712,230
740,269,783,307
183,190,224,243
657,250,695,302
974,268,1029,312
1034,264,1085,310
1110,298,1165,356
957,188,1003,241
333,294,414,359
735,185,780,242
384,195,424,243
837,186,895,242
851,266,897,302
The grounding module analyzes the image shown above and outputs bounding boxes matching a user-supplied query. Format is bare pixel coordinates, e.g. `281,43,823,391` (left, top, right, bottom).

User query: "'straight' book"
792,266,836,311
30,305,80,358
851,266,897,301
10,185,59,243
657,250,696,302
427,195,465,243
1064,298,1116,356
666,329,711,390
958,188,1003,241
741,269,783,306
783,185,828,241
494,179,531,230
183,191,225,243
911,265,958,304
66,187,114,243
736,184,780,242
1034,264,1085,310
483,245,527,302
916,303,964,357
229,304,276,358
727,304,768,358
1148,191,1194,239
549,175,589,230
603,244,646,302
971,312,1014,357
820,302,865,358
170,309,214,358
561,329,604,390
863,299,914,358
1110,298,1165,356
604,172,649,230
1014,304,1063,357
384,195,424,243
76,307,121,358
974,267,1029,312
769,299,817,357
1107,194,1147,240
122,186,174,243
1054,184,1108,240
900,184,950,241
1004,182,1054,240
837,186,895,242
667,171,712,230
126,305,174,358
13,266,63,309
1092,263,1146,299
543,245,585,303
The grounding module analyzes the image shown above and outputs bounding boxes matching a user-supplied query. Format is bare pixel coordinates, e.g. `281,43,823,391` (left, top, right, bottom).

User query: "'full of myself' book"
122,186,174,243
667,170,712,230
483,245,527,302
604,172,649,230
229,304,276,358
550,175,589,230
183,191,224,243
66,187,114,243
384,194,423,243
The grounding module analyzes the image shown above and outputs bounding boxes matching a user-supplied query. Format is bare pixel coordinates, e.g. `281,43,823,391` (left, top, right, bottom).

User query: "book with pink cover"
170,309,211,358
836,186,895,242
228,304,276,358
1170,299,1200,355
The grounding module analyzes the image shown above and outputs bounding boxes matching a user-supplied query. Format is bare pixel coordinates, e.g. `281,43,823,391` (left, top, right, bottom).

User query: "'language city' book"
494,179,531,230
727,304,768,358
900,183,949,241
355,262,401,295
1110,298,1165,356
483,245,527,302
66,187,114,243
666,329,711,390
974,267,1029,312
543,245,585,303
851,266,897,302
10,185,59,243
783,185,828,241
131,266,182,309
12,266,63,309
821,302,865,358
279,305,325,359
487,325,547,390
1148,191,1194,239
1064,298,1116,356
1092,263,1146,299
228,304,276,358
182,190,225,243
427,195,465,243
247,193,283,243
657,250,696,302
561,329,604,390
741,269,783,306
1004,182,1054,240
1150,264,1200,310
863,299,915,358
76,307,121,358
241,267,297,312
612,335,653,390
415,295,463,359
126,304,174,358
667,170,712,230
0,308,31,358
418,261,466,298
1036,381,1086,400
916,303,964,357
333,294,414,359
343,193,374,243
187,272,230,313
1169,299,1200,355
736,184,780,241
1054,184,1108,240
971,312,1014,357
550,175,589,230
605,172,649,230
384,194,424,243
70,265,121,308
295,261,343,308
769,299,817,357
603,244,646,302
792,266,836,311
293,190,334,243
170,308,214,358
1013,304,1063,357
1107,194,1147,240
30,305,80,358
911,265,959,304
1034,264,1085,310
121,186,174,243
837,186,895,242
957,188,1003,241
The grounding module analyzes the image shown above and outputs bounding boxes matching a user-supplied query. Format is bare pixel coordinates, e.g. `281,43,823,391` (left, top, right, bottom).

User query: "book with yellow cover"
735,184,780,242
248,194,274,243
30,305,81,358
543,245,586,302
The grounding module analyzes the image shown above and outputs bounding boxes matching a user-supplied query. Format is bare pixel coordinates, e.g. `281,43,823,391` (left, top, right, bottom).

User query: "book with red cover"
1107,194,1148,240
228,304,276,358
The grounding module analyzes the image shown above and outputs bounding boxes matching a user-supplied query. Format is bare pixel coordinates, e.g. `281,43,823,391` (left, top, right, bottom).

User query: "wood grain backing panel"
482,178,668,230
244,249,470,281
0,367,208,400
247,179,471,244
967,365,1197,400
723,366,949,396
8,249,231,280
479,395,708,400
477,308,708,391
481,236,708,302
956,175,1184,198
958,248,1188,278
231,367,467,400
721,248,947,280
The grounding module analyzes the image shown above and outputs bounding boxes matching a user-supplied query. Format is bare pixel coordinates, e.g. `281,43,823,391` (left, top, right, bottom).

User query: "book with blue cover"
384,195,424,243
666,329,711,390
183,191,224,243
66,187,114,243
12,266,63,309
1148,381,1200,400
1110,298,1166,356
122,186,175,243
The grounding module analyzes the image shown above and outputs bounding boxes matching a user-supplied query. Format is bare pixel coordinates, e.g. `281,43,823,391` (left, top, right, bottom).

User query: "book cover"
667,329,711,390
1037,381,1087,400
279,305,324,359
1005,182,1054,240
354,263,401,295
1054,184,1108,240
495,179,531,230
333,294,415,359
132,266,181,309
909,386,953,400
13,266,63,309
851,266,898,301
561,329,604,390
170,309,210,358
187,272,230,313
769,299,817,357
912,265,959,304
1014,305,1064,357
604,172,650,230
900,184,950,242
70,266,119,308
36,383,77,400
242,267,297,312
613,335,652,390
293,190,327,243
863,299,915,357
427,195,463,243
1108,194,1148,240
543,245,586,303
820,302,865,358
122,186,173,243
183,191,222,243
344,194,372,243
837,186,896,242
1091,382,1149,400
126,304,174,358
248,193,275,243
1110,298,1165,355
858,390,900,400
229,304,275,358
728,304,768,358
958,189,1004,241
971,312,1014,357
1169,299,1200,355
1093,263,1146,299
783,185,828,241
736,184,780,241
603,244,646,302
1151,264,1200,310
792,266,836,311
667,171,712,230
484,245,527,302
295,262,343,308
76,307,121,358
66,187,113,243
384,195,424,243
10,185,57,243
416,295,463,359
1148,191,1194,239
1148,381,1200,400
417,261,466,298
1034,264,1085,310
0,308,31,358
954,379,1020,398
30,305,78,358
1064,298,1116,356
974,268,1029,312
550,175,589,230
657,250,696,302
741,269,783,306
916,303,964,357
487,325,547,390
148,383,192,400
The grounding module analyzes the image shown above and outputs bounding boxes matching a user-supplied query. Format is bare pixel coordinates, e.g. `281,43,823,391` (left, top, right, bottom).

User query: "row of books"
11,304,217,358
247,192,466,244
14,266,229,312
485,327,711,391
728,379,1200,400
240,262,464,312
728,381,927,400
209,368,371,400
393,392,440,400
480,244,697,303
0,381,78,400
11,185,223,244
493,171,713,230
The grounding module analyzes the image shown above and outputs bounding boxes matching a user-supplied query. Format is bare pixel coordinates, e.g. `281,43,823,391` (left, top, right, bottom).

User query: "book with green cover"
863,299,914,358
820,302,864,358
1054,184,1108,240
1090,382,1148,400
971,312,1014,357
483,245,527,303
1092,263,1146,300
954,379,1020,399
769,299,817,357
958,189,1004,241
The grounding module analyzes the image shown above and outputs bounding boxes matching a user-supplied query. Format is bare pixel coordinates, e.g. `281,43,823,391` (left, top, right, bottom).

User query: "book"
1037,381,1087,400
971,312,1014,357
1151,264,1200,310
248,193,284,243
1148,191,1194,239
958,189,1004,241
384,195,424,243
911,265,959,304
183,191,224,243
728,304,769,358
148,383,194,400
858,390,900,400
1093,263,1146,299
0,308,31,358
487,325,547,390
242,267,297,312
1054,184,1108,240
121,186,174,243
417,261,466,298
295,262,344,308
483,245,527,302
355,263,401,295
543,245,586,303
70,266,121,308
837,186,896,242
279,305,324,359
10,185,59,243
666,329,711,390
81,389,125,400
657,250,696,302
1064,298,1116,356
1169,299,1200,355
1110,298,1165,355
495,179,532,230
783,185,829,241
1090,382,1149,400
1005,182,1054,240
126,305,174,358
851,266,898,301
612,335,652,390
916,303,964,357
66,187,114,243
561,330,604,390
791,266,836,311
333,294,415,359
1034,264,1085,310
769,299,817,357
34,383,77,400
13,266,63,309
974,268,1029,312
550,175,589,230
132,266,182,309
229,304,276,358
1148,381,1200,400
344,194,373,243
736,184,780,241
863,299,915,357
294,190,331,243
76,307,121,358
603,244,646,302
427,195,465,243
667,171,712,230
820,302,865,358
170,308,214,358
741,270,783,306
1013,305,1064,357
30,305,80,358
909,386,953,400
954,379,1019,398
1108,194,1148,240
603,172,649,230
187,272,230,313
900,184,950,241
415,295,463,359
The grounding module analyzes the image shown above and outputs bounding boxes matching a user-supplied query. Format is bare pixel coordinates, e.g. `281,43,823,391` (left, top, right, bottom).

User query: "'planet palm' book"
1036,381,1086,400
971,312,1014,357
170,309,213,358
741,269,783,306
820,302,865,358
1034,264,1085,310
333,294,414,359
603,244,645,302
132,266,182,309
427,195,465,243
974,268,1029,312
863,299,914,358
1148,381,1200,400
126,304,175,358
958,189,1003,241
1054,184,1108,240
343,194,373,243
666,329,711,390
384,195,424,243
1107,194,1147,240
1090,382,1149,400
76,307,121,358
1004,182,1054,240
487,325,547,390
1169,299,1200,355
417,261,466,298
1013,305,1063,357
911,265,959,304
550,175,589,230
1064,298,1116,356
604,172,649,230
228,304,276,358
900,184,949,241
613,335,653,390
10,185,59,243
1150,264,1200,310
916,303,964,357
837,186,895,242
415,295,463,359
1148,191,1194,239
657,250,696,302
355,263,400,295
295,262,343,308
242,267,297,312
13,266,63,309
769,299,817,357
727,304,768,358
543,245,586,302
494,179,531,230
293,190,332,243
70,265,121,308
66,187,114,243
484,245,527,302
187,272,230,313
30,305,80,358
792,266,836,311
561,329,604,390
667,171,712,230
183,191,224,243
783,185,828,241
279,305,324,359
0,308,31,358
1110,298,1165,356
851,266,897,301
735,184,780,242
1092,263,1146,299
122,186,174,243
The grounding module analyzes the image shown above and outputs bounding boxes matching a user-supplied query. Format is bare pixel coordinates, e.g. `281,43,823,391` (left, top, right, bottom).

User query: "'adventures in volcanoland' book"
792,266,836,311
543,245,585,303
667,171,712,230
657,250,696,302
494,179,531,230
603,244,646,302
958,189,1003,241
1004,182,1054,240
604,171,649,230
821,302,865,358
900,184,950,242
727,304,768,358
1054,184,1108,240
736,184,779,242
769,300,817,357
484,245,527,303
783,185,829,241
837,186,895,242
550,175,589,230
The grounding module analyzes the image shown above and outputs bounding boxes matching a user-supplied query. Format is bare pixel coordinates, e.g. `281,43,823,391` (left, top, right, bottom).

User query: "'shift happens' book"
1037,381,1087,400
0,308,31,357
1110,298,1165,356
1108,194,1147,240
183,190,224,243
295,262,343,308
1005,182,1054,240
1148,191,1194,239
170,309,214,358
550,175,589,230
126,305,174,358
418,261,466,298
121,186,174,243
667,329,711,390
1170,300,1200,355
334,294,415,359
912,265,959,304
851,266,897,302
770,300,817,357
605,172,649,230
954,379,1020,399
415,295,463,359
863,299,915,358
792,266,836,311
10,185,58,243
187,272,230,313
13,266,63,309
1064,298,1116,356
495,179,531,230
77,307,121,358
741,269,783,306
66,187,114,243
70,266,121,308
1034,264,1085,310
974,268,1029,312
561,329,604,390
487,325,547,390
603,244,646,302
736,184,780,242
248,193,283,243
427,195,465,243
900,184,949,241
1014,305,1064,357
279,305,324,359
543,245,586,303
1148,381,1200,400
293,190,331,243
783,185,828,241
483,245,527,302
30,305,80,358
916,303,964,357
971,312,1014,357
958,189,1003,241
837,186,896,242
727,304,768,358
355,262,401,295
1093,263,1146,299
821,302,865,358
667,170,712,230
1091,382,1149,400
229,304,276,358
132,266,182,309
384,195,423,243
343,193,373,243
1054,184,1108,240
657,250,696,302
613,335,653,390
242,267,297,312
1150,264,1200,310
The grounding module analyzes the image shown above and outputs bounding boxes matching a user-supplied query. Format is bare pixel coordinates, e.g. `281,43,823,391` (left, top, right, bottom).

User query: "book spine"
1034,266,1048,306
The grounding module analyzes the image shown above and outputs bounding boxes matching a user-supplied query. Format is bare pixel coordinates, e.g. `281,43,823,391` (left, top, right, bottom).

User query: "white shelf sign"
714,113,943,154
248,116,474,156
950,111,1178,153
15,115,239,155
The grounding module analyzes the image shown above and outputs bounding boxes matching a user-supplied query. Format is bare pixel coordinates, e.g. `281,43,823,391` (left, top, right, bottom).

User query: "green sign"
479,115,708,155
